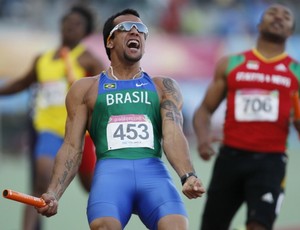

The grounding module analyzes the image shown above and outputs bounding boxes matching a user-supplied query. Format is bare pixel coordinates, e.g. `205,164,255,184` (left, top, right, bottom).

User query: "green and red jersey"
224,49,300,152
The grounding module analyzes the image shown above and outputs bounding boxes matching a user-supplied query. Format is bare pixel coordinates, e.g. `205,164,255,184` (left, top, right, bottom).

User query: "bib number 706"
234,90,279,121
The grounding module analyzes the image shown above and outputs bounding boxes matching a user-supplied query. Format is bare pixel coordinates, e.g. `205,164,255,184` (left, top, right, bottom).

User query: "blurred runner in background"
0,5,105,230
193,3,300,230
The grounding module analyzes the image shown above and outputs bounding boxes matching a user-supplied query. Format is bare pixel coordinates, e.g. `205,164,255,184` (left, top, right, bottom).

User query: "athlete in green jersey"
36,8,205,230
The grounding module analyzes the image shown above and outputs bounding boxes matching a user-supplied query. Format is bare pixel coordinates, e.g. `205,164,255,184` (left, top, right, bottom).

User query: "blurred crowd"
0,0,299,36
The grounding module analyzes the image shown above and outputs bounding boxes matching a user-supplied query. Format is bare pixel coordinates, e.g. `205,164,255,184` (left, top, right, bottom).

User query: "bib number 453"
107,114,154,150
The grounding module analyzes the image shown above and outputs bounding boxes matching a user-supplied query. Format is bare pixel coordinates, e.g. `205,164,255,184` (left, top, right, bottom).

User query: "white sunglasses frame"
106,21,149,44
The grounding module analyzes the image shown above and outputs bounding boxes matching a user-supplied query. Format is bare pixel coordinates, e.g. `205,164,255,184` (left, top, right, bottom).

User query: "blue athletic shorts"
34,132,63,159
87,158,187,230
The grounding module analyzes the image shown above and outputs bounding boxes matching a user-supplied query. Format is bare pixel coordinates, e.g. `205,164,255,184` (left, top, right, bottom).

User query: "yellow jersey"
34,44,86,136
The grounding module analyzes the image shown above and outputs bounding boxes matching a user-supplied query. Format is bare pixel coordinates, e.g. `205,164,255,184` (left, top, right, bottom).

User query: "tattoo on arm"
57,151,82,191
161,100,183,126
162,78,182,103
161,78,183,126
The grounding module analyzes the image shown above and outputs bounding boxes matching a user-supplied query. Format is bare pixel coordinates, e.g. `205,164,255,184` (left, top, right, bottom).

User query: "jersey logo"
274,64,287,72
261,192,274,204
104,83,117,89
136,83,148,87
246,61,259,70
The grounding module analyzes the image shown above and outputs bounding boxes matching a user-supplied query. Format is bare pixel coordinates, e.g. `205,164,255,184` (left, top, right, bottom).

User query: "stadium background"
0,0,299,229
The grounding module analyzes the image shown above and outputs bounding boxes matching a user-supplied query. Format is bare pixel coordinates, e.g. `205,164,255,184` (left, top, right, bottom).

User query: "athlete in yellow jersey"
35,44,86,136
0,5,104,230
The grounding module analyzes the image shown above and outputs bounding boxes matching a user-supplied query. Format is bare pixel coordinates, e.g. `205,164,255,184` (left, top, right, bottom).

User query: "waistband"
220,145,285,156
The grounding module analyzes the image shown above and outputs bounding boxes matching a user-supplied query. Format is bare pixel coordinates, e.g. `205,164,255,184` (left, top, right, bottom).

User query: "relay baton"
2,189,46,208
60,46,76,84
292,91,300,139
292,91,300,120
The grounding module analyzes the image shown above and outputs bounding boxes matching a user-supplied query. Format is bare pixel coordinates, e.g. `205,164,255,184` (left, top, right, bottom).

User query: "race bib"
234,89,279,121
107,114,154,150
37,81,67,108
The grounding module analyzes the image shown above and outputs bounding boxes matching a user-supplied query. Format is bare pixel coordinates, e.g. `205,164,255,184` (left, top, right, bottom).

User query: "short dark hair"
62,5,95,36
103,8,140,60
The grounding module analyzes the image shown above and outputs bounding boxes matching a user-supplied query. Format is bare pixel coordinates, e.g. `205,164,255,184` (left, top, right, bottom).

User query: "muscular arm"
155,77,205,198
48,79,90,198
36,78,93,217
158,78,192,176
192,56,228,160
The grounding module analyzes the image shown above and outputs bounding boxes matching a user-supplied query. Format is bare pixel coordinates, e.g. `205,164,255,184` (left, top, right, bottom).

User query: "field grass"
1,133,299,230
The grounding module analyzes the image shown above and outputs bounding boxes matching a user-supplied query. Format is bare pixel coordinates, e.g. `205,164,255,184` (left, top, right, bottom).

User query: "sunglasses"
107,21,149,44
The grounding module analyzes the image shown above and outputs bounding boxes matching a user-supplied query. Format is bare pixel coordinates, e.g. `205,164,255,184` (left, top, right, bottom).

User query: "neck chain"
109,66,142,80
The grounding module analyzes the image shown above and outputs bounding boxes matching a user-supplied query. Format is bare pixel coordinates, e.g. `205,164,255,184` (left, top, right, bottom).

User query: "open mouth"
127,39,140,49
271,21,283,30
